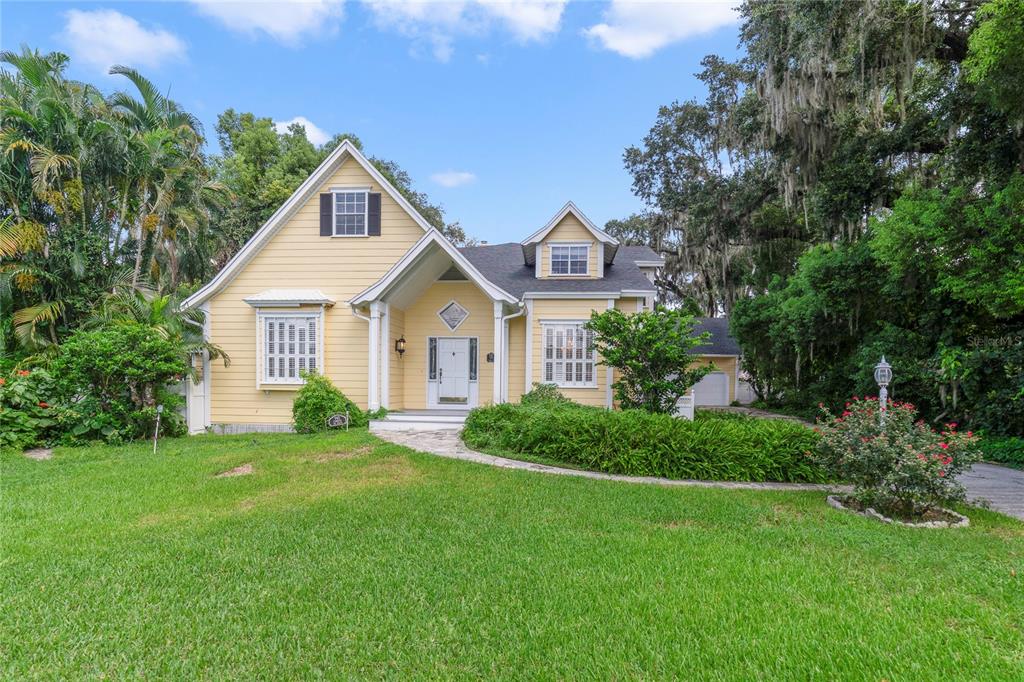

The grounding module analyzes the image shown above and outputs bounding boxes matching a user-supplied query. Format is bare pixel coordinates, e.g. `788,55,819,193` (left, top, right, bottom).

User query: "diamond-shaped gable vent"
438,301,469,330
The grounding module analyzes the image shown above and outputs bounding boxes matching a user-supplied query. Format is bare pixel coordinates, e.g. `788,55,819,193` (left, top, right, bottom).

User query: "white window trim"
437,299,470,332
540,320,597,389
332,188,369,238
256,310,324,386
548,242,590,277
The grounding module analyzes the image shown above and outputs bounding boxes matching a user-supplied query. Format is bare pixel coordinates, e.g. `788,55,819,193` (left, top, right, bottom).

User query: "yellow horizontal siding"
208,157,425,424
506,315,526,403
537,213,600,279
388,307,405,410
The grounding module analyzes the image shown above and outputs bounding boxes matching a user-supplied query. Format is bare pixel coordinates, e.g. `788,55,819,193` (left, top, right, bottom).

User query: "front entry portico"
349,230,522,413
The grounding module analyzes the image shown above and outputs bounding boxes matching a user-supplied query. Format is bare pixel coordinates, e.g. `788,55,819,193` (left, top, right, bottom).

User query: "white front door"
437,338,470,404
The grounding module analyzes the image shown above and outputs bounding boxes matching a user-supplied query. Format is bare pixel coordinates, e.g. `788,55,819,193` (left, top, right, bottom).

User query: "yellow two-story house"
182,140,735,433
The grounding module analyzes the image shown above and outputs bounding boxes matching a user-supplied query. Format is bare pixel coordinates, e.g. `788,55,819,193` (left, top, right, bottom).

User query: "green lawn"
3,431,1023,679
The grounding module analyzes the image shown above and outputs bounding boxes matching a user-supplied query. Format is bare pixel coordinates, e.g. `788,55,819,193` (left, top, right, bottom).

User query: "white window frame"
548,243,590,276
332,188,369,237
541,321,597,388
258,312,323,385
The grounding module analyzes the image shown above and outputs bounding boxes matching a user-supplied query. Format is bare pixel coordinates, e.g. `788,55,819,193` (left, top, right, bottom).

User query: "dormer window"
333,190,368,236
550,244,589,276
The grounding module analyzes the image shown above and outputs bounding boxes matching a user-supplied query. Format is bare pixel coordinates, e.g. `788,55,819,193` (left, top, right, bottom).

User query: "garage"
693,371,730,406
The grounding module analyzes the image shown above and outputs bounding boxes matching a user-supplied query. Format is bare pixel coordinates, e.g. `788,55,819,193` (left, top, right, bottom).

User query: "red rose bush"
813,396,981,519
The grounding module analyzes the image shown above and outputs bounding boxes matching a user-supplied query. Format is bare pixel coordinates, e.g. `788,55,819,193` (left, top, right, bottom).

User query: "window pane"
469,338,478,380
428,337,437,380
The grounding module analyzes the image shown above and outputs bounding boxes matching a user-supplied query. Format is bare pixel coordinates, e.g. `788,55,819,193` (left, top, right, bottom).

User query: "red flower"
939,442,949,450
967,431,973,437
938,471,946,478
842,410,852,417
949,423,957,429
38,401,49,408
0,378,5,385
17,370,29,376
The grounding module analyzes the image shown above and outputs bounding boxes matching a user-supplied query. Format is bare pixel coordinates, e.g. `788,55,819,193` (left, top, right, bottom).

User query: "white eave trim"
521,201,619,247
620,289,657,296
350,230,517,305
181,139,434,310
634,259,665,267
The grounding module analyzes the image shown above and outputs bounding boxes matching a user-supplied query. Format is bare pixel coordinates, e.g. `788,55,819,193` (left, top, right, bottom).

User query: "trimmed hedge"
463,400,825,483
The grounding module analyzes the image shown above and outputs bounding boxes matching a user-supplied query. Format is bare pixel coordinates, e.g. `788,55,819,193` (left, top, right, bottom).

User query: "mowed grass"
2,431,1023,680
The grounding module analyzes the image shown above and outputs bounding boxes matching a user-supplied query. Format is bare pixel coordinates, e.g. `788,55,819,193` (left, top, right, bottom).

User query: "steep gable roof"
520,201,619,265
181,139,434,309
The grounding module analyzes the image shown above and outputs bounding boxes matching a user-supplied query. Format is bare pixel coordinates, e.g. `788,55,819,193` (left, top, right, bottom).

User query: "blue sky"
2,1,742,243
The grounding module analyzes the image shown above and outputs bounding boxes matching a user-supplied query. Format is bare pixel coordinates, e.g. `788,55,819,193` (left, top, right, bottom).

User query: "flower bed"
812,396,981,523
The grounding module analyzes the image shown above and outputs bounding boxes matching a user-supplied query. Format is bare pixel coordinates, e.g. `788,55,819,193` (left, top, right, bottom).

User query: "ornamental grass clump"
813,396,981,520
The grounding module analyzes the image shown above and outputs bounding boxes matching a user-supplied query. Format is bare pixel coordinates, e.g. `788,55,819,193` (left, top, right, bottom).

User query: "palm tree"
88,276,229,378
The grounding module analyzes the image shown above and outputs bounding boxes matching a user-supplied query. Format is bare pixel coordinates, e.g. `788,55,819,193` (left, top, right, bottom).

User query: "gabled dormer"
521,201,619,279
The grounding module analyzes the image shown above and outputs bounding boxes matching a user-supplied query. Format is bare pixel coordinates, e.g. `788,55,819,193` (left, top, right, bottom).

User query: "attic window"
550,244,589,275
333,190,367,236
438,301,469,331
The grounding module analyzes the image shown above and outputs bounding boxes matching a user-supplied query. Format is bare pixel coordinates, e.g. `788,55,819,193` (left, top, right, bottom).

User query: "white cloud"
274,116,331,145
363,1,566,62
190,0,345,46
61,9,186,72
584,0,739,59
431,170,477,188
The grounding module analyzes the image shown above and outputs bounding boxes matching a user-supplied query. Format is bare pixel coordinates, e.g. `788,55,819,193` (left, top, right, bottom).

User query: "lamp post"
874,356,892,426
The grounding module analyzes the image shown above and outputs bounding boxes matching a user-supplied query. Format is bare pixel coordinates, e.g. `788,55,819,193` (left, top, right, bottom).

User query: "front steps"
369,410,469,432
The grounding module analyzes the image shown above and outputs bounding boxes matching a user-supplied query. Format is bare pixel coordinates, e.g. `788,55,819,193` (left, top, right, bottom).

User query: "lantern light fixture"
395,336,406,358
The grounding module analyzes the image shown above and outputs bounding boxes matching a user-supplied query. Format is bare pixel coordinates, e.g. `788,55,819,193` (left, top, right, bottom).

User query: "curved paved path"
959,463,1024,520
375,429,839,491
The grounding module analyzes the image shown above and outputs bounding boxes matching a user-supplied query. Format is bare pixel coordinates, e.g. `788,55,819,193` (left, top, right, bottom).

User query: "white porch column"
379,302,389,410
493,301,504,404
368,301,381,411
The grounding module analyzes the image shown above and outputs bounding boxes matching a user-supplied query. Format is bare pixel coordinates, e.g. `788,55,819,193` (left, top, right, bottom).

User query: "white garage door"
693,371,729,406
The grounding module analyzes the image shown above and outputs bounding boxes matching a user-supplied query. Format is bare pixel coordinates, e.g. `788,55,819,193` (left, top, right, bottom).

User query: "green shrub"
462,401,824,482
50,324,188,443
813,397,981,516
0,368,58,450
520,383,572,407
979,435,1024,468
292,371,365,432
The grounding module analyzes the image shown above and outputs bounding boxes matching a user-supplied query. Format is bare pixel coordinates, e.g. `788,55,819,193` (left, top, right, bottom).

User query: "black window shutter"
319,193,332,236
367,193,382,236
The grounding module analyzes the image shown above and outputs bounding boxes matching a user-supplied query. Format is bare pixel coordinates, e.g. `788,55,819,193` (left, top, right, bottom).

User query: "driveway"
960,463,1024,520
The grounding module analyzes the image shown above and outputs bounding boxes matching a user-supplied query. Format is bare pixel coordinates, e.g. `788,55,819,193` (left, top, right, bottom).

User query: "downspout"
499,302,526,403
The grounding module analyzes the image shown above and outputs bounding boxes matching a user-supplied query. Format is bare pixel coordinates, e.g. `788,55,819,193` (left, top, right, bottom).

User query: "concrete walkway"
375,429,839,491
960,463,1024,520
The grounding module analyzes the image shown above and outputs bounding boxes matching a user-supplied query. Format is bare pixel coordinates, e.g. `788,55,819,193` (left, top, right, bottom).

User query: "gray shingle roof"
691,317,741,356
458,243,659,299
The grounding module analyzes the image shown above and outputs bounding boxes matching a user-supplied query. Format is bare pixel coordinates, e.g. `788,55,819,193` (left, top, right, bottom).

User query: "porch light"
395,336,406,358
874,356,892,424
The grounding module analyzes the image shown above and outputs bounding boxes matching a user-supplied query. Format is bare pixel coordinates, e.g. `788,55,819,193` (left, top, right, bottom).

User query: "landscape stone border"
826,494,970,528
